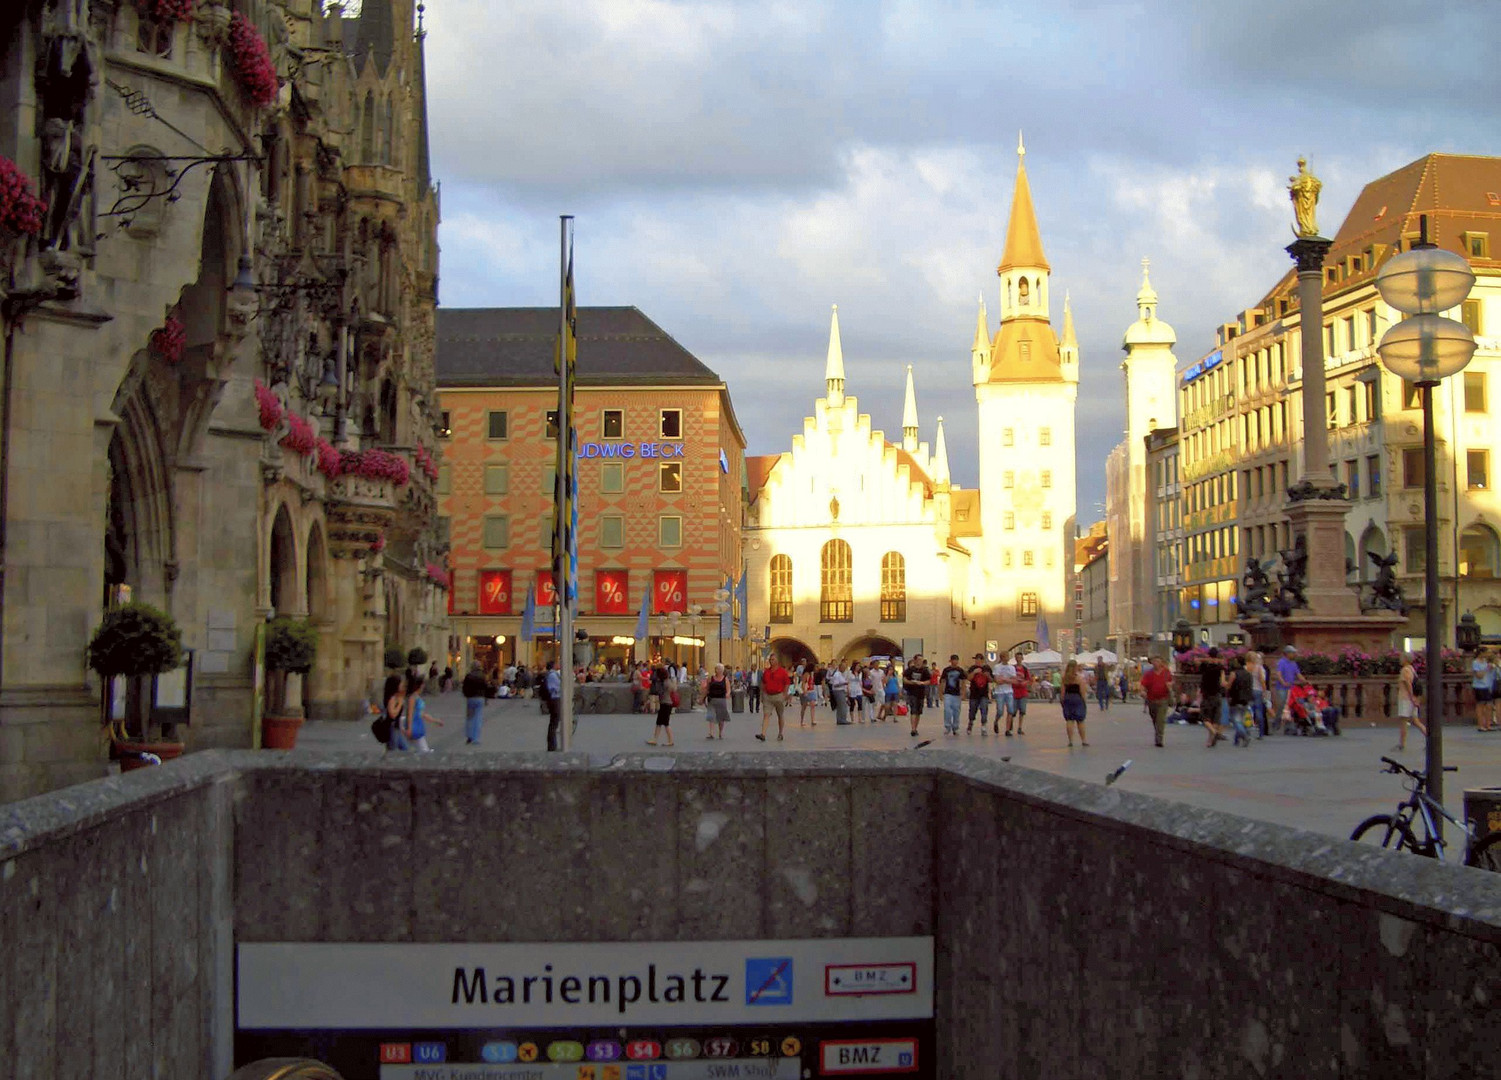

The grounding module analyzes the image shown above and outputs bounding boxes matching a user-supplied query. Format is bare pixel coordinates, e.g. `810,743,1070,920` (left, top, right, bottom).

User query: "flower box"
136,0,197,23
227,12,278,107
0,157,46,237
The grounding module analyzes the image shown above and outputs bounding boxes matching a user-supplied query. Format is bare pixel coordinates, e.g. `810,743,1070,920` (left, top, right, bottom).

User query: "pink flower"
0,156,47,237
136,0,196,23
227,13,279,108
253,379,283,431
426,561,450,589
150,313,185,365
339,448,410,486
279,412,317,456
315,438,341,478
371,534,386,554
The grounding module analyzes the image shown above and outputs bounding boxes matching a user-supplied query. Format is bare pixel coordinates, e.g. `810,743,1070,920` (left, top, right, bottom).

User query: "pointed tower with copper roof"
974,135,1078,652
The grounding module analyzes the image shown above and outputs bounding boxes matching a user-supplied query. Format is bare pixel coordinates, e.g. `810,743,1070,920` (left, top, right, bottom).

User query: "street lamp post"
1375,217,1477,825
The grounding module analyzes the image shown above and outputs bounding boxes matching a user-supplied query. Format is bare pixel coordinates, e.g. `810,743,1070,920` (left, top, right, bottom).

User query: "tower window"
1018,278,1030,306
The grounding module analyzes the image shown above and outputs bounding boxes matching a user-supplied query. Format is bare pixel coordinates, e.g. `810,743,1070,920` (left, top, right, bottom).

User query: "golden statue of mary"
1289,157,1322,239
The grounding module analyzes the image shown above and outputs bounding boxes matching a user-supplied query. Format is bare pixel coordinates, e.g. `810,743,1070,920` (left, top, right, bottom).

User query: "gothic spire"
1062,291,1078,349
998,133,1050,273
933,415,951,486
902,364,919,452
824,304,845,406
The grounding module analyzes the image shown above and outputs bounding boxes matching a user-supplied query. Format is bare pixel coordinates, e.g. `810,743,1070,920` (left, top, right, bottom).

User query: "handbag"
671,690,681,708
896,702,909,716
371,715,392,743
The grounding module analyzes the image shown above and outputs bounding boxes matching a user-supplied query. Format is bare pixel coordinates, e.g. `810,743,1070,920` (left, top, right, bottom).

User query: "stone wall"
1,751,1498,1079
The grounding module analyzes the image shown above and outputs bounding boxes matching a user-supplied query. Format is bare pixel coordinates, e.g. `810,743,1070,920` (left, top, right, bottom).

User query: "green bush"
265,617,318,673
383,645,406,671
406,646,428,667
87,603,183,678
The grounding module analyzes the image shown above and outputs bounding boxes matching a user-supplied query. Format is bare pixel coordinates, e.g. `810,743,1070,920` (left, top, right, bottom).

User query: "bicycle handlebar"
1379,756,1458,781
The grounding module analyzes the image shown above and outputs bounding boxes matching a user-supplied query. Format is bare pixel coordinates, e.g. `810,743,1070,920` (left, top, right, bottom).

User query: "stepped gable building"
971,137,1079,653
1171,152,1501,646
744,308,977,664
435,306,746,674
0,0,443,801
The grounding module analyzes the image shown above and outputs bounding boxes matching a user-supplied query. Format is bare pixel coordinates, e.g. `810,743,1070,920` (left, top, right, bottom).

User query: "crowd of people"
372,641,1490,754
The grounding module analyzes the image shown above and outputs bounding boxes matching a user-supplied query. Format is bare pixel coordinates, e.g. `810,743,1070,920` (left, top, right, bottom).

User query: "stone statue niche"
36,0,99,263
1365,550,1408,615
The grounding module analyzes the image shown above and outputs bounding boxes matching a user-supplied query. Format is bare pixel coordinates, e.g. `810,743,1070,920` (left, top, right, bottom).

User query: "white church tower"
1106,258,1178,653
974,135,1079,652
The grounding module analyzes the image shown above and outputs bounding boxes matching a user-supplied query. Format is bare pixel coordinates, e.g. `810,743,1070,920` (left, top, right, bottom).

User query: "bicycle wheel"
1465,829,1501,872
1351,814,1420,853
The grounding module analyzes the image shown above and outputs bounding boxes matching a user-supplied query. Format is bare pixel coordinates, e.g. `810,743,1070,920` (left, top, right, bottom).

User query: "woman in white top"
1247,651,1268,739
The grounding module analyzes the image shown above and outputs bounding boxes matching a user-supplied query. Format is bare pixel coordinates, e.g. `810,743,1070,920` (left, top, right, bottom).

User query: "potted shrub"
88,602,185,770
384,645,406,672
263,616,318,749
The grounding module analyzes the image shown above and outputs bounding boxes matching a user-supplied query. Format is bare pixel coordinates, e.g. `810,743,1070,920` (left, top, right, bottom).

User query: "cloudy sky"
422,0,1501,522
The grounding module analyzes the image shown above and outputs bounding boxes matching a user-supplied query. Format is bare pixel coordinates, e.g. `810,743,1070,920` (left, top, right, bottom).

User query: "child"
404,673,443,752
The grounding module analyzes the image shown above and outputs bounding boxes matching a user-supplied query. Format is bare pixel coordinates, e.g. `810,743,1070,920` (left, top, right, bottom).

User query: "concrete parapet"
0,750,1497,1078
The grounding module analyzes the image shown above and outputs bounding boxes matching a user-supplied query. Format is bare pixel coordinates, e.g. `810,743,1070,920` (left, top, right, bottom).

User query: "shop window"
769,555,793,623
600,515,623,548
659,462,682,493
659,408,682,440
482,515,510,550
486,411,508,440
601,462,624,494
820,539,852,622
659,515,682,548
602,409,624,439
483,464,508,495
1460,525,1499,579
879,552,905,622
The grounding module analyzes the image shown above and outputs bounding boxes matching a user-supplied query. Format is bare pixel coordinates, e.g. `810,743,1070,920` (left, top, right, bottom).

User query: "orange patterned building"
436,308,746,673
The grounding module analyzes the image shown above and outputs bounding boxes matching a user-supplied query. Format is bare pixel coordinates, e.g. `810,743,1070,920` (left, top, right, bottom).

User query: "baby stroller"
1285,685,1338,736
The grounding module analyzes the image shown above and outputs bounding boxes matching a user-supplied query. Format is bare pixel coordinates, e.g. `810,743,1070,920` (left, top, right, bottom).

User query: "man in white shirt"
992,651,1017,736
827,660,852,725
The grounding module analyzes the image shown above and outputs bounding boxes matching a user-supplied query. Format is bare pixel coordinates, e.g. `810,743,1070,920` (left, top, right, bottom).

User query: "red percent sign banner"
478,570,513,615
536,571,557,609
652,569,687,614
595,570,631,615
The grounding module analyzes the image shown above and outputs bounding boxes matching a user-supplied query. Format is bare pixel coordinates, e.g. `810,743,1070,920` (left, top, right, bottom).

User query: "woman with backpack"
647,664,677,747
374,672,409,752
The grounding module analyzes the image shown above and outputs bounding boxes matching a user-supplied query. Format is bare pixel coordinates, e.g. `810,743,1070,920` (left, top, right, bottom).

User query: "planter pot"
112,740,185,772
262,714,303,749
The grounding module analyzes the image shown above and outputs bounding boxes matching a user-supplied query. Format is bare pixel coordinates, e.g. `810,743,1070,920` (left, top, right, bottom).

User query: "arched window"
1017,278,1030,306
820,539,852,622
1345,532,1358,583
880,552,905,622
383,92,396,164
769,554,793,624
1460,524,1500,579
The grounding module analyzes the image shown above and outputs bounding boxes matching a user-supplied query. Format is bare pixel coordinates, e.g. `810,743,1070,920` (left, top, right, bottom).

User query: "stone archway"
767,636,817,668
839,634,902,662
269,505,297,616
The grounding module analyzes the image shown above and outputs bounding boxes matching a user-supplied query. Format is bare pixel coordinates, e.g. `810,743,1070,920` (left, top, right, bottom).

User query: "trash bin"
1464,787,1501,837
731,689,746,714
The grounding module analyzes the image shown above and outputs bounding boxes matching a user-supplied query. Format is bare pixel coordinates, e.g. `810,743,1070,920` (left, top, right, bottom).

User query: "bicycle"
1350,756,1501,871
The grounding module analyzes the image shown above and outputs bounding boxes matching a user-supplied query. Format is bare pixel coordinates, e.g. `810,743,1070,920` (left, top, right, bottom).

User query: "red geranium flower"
150,313,185,365
253,379,284,431
279,411,317,456
227,12,279,108
136,0,197,23
0,156,47,237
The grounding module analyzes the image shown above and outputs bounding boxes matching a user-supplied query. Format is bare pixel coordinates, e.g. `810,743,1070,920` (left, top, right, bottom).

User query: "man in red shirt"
757,657,792,742
1140,654,1174,748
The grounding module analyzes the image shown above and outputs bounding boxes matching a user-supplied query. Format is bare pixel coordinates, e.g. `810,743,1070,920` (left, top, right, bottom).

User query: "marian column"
1258,158,1402,653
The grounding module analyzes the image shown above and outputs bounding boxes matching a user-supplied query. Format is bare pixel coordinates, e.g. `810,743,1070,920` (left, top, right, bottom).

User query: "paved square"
301,692,1501,843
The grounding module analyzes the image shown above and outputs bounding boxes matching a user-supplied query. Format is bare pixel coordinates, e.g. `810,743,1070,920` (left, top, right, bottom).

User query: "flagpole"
557,215,574,751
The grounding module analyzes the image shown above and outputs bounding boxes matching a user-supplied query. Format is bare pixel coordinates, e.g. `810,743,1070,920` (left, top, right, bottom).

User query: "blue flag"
720,575,733,640
520,582,536,640
1036,611,1051,651
735,572,748,638
635,578,651,641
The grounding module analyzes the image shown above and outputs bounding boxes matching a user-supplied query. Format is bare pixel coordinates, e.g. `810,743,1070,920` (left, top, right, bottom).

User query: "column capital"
1285,236,1334,275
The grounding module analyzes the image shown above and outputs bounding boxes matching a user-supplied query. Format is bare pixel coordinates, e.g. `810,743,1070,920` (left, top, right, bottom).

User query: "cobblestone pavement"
300,691,1501,843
